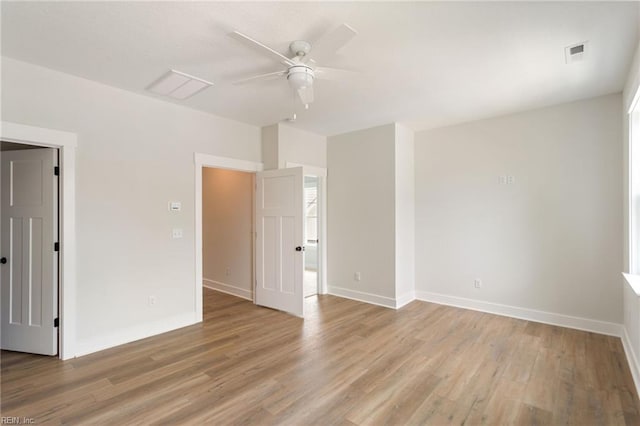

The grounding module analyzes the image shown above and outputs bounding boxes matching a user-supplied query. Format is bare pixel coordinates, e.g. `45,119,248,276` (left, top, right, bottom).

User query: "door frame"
285,162,328,295
0,121,77,360
193,153,263,321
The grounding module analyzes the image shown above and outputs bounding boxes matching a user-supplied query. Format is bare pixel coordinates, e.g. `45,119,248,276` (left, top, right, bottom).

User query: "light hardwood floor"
2,288,639,425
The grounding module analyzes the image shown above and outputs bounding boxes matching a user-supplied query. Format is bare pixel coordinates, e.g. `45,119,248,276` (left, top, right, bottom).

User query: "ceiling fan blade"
306,23,357,63
232,70,286,85
297,85,314,105
314,66,359,81
229,31,295,66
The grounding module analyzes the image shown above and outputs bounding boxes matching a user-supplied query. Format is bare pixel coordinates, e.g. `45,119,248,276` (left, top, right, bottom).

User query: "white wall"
394,123,415,303
277,123,327,168
415,93,623,324
328,124,397,301
260,123,327,170
327,122,416,307
202,168,253,299
1,57,261,354
261,124,279,171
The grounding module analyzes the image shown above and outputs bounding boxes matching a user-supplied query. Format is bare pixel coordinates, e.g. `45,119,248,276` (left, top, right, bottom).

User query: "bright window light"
630,88,640,273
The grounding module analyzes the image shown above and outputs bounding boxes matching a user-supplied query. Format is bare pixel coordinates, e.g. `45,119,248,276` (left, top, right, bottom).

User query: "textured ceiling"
1,2,638,136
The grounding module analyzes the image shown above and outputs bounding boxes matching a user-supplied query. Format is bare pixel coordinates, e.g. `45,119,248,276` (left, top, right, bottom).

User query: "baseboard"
622,327,640,397
203,279,253,301
328,286,398,309
75,311,198,357
415,291,623,337
396,291,416,309
325,287,414,310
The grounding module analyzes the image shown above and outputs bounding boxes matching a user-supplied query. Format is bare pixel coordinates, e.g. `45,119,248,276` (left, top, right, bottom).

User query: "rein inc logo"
1,418,34,425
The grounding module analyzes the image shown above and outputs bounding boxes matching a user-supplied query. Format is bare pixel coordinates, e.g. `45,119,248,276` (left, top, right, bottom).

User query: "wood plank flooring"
2,288,639,425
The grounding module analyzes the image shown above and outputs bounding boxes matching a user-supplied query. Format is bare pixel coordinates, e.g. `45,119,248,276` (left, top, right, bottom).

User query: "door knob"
0,257,6,264
295,246,305,252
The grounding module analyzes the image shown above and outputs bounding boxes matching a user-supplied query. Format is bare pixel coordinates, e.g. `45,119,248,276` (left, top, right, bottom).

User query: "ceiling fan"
228,24,358,109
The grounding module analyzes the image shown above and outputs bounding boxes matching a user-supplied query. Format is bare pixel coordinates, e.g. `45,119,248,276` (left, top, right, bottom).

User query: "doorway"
304,176,319,297
286,162,328,297
0,141,59,356
201,167,254,303
194,153,263,321
194,153,328,319
1,121,77,360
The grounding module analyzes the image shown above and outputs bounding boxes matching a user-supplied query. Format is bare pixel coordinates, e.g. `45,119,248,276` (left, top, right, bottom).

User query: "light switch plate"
169,201,181,212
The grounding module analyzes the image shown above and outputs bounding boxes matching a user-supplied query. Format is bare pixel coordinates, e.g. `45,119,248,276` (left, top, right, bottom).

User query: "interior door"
1,148,58,355
255,167,304,317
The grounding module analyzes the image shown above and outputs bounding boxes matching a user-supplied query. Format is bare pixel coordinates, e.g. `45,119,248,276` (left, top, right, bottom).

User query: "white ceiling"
1,2,638,136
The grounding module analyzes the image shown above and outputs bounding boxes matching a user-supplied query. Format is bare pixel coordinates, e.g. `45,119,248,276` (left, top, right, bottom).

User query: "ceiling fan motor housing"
287,65,314,89
289,40,312,57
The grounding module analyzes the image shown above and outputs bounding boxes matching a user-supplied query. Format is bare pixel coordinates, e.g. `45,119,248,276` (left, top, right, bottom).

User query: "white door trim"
285,162,327,178
0,121,77,360
285,162,328,295
194,153,263,321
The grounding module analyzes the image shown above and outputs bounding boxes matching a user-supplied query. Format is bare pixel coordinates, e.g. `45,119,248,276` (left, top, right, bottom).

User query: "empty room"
2,1,640,424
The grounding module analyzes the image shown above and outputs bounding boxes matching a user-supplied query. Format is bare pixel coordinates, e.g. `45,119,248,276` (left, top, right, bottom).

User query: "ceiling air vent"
146,70,213,100
565,41,588,64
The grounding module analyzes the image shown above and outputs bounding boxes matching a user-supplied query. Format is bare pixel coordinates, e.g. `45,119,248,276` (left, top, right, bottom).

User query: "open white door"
255,167,304,317
1,148,58,355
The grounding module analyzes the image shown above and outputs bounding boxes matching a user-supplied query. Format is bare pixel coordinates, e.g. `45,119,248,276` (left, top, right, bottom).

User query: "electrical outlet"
507,175,515,184
225,267,230,276
498,175,507,185
171,228,183,239
148,296,157,306
354,272,361,282
474,279,482,289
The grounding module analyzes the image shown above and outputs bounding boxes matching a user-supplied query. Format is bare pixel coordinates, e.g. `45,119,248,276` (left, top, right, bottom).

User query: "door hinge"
54,318,59,327
54,242,60,252
54,166,60,176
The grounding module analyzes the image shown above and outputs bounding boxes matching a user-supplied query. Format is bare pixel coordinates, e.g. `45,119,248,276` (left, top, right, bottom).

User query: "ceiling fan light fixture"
287,65,314,90
227,24,357,108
